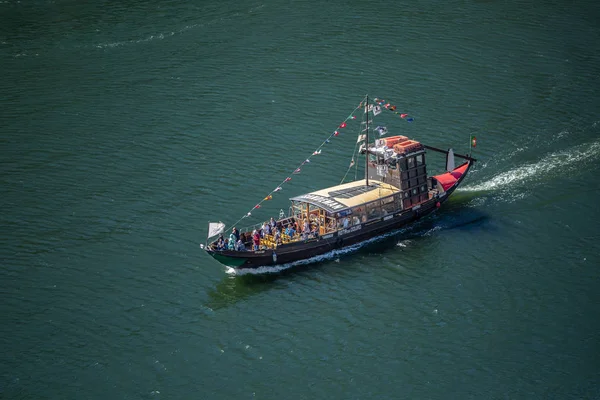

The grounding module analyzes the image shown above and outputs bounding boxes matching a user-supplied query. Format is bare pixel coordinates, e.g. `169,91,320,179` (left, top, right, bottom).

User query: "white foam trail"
96,32,175,49
462,140,600,192
94,4,264,49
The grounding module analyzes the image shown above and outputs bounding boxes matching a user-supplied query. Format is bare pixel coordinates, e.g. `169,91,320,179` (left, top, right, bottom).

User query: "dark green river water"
2,0,600,398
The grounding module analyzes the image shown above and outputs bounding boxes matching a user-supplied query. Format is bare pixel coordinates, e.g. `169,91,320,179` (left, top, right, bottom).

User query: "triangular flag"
304,159,310,163
293,168,301,174
350,159,355,167
274,186,282,192
325,139,331,143
264,195,272,201
284,177,292,182
389,105,396,111
351,115,356,120
400,113,408,118
246,212,252,217
313,150,322,155
339,122,347,128
357,134,366,143
471,136,477,148
253,204,261,209
406,118,414,122
334,131,340,136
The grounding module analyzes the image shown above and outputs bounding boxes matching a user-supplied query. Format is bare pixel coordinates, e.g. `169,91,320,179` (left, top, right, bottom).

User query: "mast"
365,94,369,187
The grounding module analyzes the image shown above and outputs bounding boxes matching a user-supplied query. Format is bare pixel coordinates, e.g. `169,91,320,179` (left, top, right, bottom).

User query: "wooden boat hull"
205,162,471,270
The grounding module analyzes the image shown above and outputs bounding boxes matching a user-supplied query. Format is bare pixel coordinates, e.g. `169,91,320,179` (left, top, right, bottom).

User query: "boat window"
412,188,418,195
381,195,394,204
407,157,415,169
381,196,396,215
398,158,408,171
351,206,365,224
404,191,409,198
416,154,424,166
421,185,427,193
366,201,381,220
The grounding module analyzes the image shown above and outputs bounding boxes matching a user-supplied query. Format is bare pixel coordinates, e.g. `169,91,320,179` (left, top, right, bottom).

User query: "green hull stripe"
212,253,247,267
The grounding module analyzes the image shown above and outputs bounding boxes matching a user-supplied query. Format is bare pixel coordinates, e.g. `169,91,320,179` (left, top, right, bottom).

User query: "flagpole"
469,134,472,156
365,94,369,187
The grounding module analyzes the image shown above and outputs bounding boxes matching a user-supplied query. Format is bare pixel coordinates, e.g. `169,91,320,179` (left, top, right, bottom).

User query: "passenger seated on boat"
235,239,246,251
270,217,277,229
353,216,360,226
285,224,296,237
328,218,336,231
342,216,350,229
228,237,236,250
232,227,240,242
274,228,282,245
252,230,261,251
216,235,225,250
240,232,247,244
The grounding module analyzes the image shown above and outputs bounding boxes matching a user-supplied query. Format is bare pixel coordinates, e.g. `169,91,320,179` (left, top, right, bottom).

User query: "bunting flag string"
222,95,370,233
373,97,415,122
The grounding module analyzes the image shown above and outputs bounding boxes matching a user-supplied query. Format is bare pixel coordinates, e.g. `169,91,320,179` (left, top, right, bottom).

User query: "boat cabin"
289,179,401,235
363,135,432,209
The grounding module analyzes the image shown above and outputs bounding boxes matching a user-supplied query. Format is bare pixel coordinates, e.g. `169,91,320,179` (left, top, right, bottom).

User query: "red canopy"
434,173,457,191
433,163,469,191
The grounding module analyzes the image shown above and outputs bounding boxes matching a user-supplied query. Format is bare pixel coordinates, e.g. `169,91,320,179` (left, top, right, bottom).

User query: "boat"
200,95,477,270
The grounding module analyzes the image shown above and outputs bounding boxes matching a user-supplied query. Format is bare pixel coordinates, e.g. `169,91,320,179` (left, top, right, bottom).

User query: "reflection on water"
205,273,282,310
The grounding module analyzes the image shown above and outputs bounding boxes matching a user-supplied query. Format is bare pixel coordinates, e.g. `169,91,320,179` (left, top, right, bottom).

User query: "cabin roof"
290,179,400,213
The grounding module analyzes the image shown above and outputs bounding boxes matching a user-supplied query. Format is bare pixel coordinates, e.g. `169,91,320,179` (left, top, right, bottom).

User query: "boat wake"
461,139,600,193
93,4,265,50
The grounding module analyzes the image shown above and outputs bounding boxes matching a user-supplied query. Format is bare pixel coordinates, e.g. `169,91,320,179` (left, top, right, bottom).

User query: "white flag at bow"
207,221,225,239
